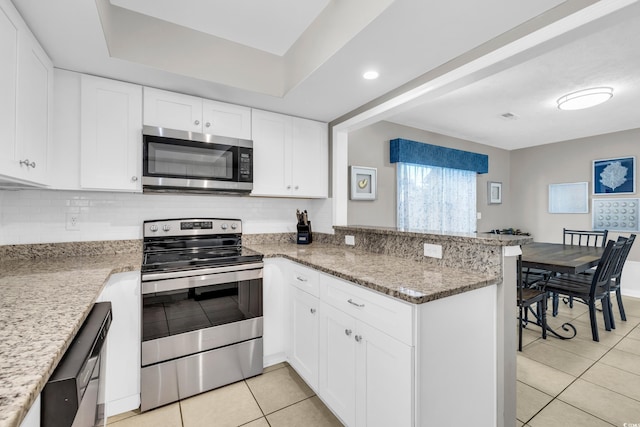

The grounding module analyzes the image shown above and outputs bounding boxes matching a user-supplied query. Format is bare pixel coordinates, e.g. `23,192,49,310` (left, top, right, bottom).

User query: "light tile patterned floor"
109,296,640,427
107,363,342,427
518,295,640,426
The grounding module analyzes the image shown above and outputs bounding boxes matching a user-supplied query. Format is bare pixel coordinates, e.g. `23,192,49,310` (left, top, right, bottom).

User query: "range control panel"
144,218,242,237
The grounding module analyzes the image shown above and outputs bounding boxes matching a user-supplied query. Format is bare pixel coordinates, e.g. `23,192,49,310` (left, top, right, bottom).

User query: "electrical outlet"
66,213,80,231
423,243,442,259
477,212,482,220
345,235,355,246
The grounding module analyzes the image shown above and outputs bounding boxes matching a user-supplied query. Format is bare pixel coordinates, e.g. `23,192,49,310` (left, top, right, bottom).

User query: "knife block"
297,222,312,244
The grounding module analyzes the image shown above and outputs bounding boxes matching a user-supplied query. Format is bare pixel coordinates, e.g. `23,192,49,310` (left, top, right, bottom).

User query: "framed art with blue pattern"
593,156,635,195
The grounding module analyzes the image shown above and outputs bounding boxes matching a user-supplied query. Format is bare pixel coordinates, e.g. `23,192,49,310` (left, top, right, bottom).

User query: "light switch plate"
423,243,442,259
345,235,355,245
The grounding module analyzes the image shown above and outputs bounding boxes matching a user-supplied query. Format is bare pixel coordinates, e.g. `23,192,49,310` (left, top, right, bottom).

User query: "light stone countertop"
248,242,501,304
0,254,141,427
0,240,501,427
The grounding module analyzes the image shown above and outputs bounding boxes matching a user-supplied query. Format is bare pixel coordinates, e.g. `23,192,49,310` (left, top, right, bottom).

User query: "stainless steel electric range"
140,218,264,412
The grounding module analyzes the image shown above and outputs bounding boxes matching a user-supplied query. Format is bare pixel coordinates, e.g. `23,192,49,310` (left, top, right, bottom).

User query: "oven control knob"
149,225,158,232
162,225,171,232
231,223,237,230
221,223,228,230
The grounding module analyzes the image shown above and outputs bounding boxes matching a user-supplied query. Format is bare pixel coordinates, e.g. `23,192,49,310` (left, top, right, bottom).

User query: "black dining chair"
517,256,548,351
551,228,609,315
607,234,635,322
544,239,624,342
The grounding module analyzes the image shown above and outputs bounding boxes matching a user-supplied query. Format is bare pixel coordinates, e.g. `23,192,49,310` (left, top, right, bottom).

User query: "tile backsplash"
0,189,333,245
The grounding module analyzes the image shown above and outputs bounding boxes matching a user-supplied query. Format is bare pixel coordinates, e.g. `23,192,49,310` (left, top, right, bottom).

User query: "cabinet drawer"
320,273,414,346
289,263,320,297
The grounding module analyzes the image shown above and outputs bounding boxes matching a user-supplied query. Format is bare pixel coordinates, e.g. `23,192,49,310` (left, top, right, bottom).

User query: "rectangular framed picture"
549,182,589,213
488,181,502,204
350,166,377,200
593,156,635,194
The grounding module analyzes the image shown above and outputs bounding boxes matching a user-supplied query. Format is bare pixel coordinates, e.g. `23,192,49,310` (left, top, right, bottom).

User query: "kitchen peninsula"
0,228,529,427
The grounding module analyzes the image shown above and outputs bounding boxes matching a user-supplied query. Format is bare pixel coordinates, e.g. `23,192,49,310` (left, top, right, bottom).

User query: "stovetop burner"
142,218,262,276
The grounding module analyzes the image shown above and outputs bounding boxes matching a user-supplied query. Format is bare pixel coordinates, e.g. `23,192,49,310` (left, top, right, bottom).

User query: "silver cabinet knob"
131,176,138,182
344,329,352,336
19,159,36,168
286,185,292,190
310,308,316,314
205,122,211,128
294,185,299,190
355,335,362,343
194,120,200,125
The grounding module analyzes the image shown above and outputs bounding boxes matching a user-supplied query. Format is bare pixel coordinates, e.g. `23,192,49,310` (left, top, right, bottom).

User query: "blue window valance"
390,138,488,174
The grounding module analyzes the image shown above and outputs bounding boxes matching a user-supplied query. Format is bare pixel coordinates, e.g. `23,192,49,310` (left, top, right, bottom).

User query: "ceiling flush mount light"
557,87,613,111
363,70,379,80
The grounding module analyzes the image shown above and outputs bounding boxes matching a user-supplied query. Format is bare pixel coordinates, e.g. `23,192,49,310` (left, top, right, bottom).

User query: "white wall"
0,189,333,245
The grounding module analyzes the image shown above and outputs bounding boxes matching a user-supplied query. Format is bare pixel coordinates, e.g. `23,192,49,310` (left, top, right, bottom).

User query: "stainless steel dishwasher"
41,302,112,427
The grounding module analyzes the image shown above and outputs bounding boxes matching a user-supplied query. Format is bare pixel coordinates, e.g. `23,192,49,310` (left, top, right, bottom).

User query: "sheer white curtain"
397,163,477,233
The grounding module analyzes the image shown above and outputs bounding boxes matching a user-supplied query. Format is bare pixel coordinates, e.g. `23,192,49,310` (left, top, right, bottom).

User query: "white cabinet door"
291,118,328,198
80,75,142,191
0,4,19,179
289,287,319,391
251,109,292,196
319,301,357,427
202,99,251,139
355,322,413,427
263,259,289,367
15,33,51,184
97,271,141,417
143,87,202,133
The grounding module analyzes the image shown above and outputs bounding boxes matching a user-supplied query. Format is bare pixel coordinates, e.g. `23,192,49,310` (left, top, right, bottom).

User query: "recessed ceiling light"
557,87,613,110
363,70,379,80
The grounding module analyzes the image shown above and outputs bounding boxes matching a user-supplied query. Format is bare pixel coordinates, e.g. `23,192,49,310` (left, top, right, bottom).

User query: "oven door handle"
142,261,263,282
141,265,263,295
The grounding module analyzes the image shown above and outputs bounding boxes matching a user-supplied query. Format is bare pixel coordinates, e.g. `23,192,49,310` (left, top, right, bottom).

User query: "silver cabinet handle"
194,120,200,125
131,176,138,182
205,122,211,127
348,299,365,308
310,308,316,314
345,329,352,336
355,335,362,342
296,275,307,282
20,159,36,168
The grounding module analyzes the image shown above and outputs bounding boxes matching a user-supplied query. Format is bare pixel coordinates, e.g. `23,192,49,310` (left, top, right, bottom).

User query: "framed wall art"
488,181,502,204
593,156,635,194
548,182,589,213
350,166,377,200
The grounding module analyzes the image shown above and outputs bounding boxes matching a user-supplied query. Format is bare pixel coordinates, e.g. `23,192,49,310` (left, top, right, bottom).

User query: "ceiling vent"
500,112,519,120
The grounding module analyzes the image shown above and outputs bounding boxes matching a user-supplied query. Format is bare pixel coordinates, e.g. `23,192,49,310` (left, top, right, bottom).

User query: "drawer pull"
310,308,316,314
348,299,365,308
296,276,308,282
345,329,352,336
355,335,363,343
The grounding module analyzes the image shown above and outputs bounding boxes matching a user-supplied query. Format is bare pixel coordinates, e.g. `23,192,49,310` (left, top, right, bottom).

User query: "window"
397,163,476,233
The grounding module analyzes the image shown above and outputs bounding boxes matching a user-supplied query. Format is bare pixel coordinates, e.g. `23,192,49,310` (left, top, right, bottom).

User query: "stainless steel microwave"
142,126,253,194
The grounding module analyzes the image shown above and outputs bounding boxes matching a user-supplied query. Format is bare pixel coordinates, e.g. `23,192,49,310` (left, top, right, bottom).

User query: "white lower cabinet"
19,395,40,427
97,271,141,417
319,301,413,427
263,259,289,367
289,287,319,391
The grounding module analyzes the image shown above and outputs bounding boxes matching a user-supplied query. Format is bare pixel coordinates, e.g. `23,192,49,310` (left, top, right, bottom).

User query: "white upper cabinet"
143,87,251,139
0,0,52,186
80,75,143,191
251,109,328,198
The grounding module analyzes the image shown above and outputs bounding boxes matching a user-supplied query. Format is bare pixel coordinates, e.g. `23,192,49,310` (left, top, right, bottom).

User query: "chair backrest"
589,239,626,297
563,228,609,247
611,234,636,281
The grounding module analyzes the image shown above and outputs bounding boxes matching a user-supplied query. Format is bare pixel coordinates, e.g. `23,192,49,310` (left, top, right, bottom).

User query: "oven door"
142,128,253,193
141,264,263,366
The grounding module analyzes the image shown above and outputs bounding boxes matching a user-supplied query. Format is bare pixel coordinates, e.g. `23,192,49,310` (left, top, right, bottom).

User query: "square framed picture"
593,157,635,194
488,181,502,204
350,166,377,200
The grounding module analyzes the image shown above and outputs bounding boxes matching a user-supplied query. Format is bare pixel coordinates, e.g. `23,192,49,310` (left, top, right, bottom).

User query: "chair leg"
616,288,627,321
518,306,523,352
601,297,613,331
552,292,559,317
569,295,574,308
588,302,600,342
540,299,547,340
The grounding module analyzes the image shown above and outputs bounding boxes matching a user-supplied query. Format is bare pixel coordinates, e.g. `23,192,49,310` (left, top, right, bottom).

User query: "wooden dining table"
519,242,606,341
520,242,605,274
